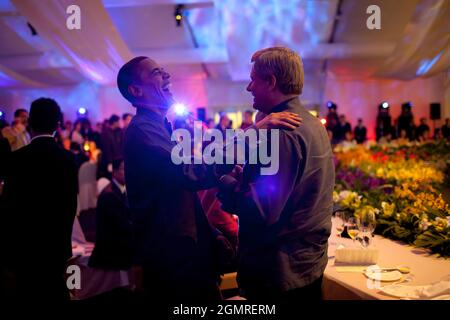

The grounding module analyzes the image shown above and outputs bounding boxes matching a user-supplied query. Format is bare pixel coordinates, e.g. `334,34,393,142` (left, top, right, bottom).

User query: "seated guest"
379,132,393,145
339,131,357,150
89,159,133,270
1,109,30,151
417,128,430,143
1,98,78,301
394,129,409,146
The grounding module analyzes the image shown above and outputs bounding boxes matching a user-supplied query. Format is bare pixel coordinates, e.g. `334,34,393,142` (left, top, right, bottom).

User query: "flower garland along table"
333,141,450,257
323,218,450,300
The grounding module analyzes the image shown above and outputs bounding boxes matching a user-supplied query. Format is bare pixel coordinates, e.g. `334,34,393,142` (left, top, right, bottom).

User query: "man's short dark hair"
117,56,149,103
14,108,28,118
122,113,133,120
29,98,61,133
245,110,253,116
109,114,120,125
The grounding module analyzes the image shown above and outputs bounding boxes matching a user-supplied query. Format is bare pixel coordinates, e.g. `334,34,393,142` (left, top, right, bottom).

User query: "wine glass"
346,217,359,244
334,211,346,245
357,211,377,247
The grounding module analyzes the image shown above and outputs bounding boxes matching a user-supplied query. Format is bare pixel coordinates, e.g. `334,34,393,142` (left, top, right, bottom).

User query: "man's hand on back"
255,111,302,130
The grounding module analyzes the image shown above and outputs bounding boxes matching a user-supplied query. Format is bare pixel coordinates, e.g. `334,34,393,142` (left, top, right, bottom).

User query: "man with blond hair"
219,47,335,301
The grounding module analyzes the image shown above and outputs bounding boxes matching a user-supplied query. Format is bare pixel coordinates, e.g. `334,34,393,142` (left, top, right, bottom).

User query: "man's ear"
267,75,277,91
128,84,142,98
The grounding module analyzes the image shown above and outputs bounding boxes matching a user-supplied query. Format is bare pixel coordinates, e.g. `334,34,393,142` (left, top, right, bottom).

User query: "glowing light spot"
173,103,187,116
78,107,87,115
320,118,327,125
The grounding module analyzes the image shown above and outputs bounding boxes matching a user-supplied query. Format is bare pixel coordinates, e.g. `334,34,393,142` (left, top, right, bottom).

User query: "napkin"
335,245,379,265
380,278,450,299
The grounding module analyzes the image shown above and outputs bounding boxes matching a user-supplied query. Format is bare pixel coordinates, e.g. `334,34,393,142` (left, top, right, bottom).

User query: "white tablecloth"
324,218,450,300
69,242,132,300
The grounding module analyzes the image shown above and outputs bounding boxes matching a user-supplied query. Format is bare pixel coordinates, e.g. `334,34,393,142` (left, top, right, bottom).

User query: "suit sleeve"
127,126,234,191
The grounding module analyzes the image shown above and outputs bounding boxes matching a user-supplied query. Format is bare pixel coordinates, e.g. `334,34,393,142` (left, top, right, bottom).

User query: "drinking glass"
357,211,377,247
335,211,346,243
346,217,359,244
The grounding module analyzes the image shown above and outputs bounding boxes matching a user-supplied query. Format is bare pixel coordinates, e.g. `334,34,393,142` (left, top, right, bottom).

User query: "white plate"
365,270,402,282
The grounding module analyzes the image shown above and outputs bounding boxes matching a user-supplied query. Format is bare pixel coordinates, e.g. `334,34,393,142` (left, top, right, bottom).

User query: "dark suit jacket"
1,136,78,297
0,137,11,181
219,97,335,295
124,108,232,299
89,181,133,270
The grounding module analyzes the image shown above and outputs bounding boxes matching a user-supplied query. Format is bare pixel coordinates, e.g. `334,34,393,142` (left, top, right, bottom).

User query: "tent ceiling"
0,0,446,88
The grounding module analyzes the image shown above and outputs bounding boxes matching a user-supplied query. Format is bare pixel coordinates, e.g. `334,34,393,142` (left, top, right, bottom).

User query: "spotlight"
327,101,337,110
174,4,185,27
173,103,187,116
0,111,4,118
320,118,327,125
382,102,389,109
77,107,87,116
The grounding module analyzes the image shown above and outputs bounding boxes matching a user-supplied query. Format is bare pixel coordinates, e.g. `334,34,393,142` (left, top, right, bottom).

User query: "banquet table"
323,217,450,300
69,241,132,300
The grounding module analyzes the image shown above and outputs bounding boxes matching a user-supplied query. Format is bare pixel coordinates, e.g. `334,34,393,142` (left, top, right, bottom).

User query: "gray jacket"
221,97,335,294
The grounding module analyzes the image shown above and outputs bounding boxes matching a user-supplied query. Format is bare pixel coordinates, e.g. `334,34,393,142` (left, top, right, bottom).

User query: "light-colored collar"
112,178,126,194
30,134,54,143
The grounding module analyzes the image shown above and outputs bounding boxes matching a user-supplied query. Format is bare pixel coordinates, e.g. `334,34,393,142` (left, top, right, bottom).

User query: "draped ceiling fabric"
0,63,45,88
215,0,339,81
11,0,133,85
376,0,450,80
0,0,448,125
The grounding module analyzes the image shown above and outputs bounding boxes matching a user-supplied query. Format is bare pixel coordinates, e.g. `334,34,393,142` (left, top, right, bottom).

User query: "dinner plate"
365,270,402,282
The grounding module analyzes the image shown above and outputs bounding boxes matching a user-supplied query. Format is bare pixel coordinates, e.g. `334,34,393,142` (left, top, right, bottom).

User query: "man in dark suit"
218,47,335,301
117,56,302,303
89,159,133,271
354,118,367,144
1,98,78,301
